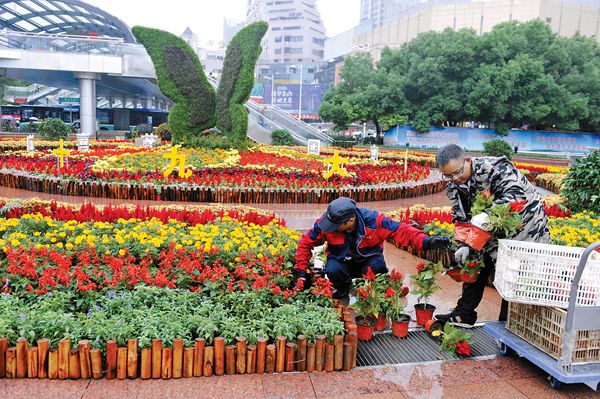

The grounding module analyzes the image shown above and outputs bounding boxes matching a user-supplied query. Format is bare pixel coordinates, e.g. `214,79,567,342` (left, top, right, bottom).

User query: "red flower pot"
460,272,478,283
414,303,436,326
465,225,491,251
446,268,463,282
355,316,376,341
391,314,411,338
453,222,470,243
454,223,491,251
374,315,387,331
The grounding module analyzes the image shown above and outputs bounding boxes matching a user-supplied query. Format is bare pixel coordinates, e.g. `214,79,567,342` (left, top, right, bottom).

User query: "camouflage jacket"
446,156,551,260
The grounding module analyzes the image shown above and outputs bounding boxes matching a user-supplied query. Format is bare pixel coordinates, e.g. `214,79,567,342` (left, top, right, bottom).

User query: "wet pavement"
1,185,596,398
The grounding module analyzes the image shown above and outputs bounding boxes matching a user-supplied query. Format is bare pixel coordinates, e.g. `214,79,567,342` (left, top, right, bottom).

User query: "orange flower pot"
355,316,376,341
391,315,411,338
453,222,471,243
414,303,436,326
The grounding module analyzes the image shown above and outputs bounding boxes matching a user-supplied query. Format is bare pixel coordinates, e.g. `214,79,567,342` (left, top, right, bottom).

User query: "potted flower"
381,270,411,338
410,261,444,326
352,267,382,341
446,256,485,283
431,323,474,357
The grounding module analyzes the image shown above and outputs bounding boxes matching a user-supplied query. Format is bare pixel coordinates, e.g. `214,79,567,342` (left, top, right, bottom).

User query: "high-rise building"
246,0,326,64
180,27,198,51
360,0,423,27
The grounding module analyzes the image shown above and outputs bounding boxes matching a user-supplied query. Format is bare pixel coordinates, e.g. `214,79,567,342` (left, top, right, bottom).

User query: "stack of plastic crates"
495,240,600,364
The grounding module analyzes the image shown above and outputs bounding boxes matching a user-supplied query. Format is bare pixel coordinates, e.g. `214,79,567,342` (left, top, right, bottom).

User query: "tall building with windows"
360,0,424,27
246,0,326,64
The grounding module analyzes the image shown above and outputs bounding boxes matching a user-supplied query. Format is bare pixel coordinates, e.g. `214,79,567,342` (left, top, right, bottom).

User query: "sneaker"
435,310,476,328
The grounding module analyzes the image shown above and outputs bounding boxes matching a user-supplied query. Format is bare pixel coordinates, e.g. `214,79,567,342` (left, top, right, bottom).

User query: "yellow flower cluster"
0,213,301,259
549,211,600,248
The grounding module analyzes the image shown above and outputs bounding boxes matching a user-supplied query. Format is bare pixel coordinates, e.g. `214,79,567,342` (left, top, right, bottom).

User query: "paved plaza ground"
0,186,597,398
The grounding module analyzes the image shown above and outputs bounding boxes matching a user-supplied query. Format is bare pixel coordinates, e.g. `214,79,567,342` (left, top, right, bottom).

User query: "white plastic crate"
495,240,600,308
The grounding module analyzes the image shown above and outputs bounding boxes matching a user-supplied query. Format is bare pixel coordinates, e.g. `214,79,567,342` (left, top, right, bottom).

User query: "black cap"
318,197,357,232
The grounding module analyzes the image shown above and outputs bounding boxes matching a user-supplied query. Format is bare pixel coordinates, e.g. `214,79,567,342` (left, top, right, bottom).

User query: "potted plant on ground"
431,322,473,357
380,269,410,338
410,261,444,326
352,267,382,341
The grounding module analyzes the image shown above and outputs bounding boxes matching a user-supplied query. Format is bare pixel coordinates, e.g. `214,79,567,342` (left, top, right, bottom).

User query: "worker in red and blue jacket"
294,197,451,299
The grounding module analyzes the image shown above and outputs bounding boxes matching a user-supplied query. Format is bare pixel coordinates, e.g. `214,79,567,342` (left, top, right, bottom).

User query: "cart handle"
564,241,600,331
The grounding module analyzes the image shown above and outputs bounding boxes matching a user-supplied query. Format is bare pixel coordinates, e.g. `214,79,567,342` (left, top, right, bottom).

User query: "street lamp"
290,64,303,121
264,74,275,106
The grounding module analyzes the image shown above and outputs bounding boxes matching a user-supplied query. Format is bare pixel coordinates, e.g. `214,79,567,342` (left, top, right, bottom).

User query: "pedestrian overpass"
0,0,331,145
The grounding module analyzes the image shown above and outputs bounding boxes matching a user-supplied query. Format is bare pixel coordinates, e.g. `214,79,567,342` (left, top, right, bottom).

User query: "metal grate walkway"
356,324,498,367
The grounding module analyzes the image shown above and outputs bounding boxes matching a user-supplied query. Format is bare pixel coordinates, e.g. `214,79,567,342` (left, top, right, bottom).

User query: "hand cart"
484,241,600,390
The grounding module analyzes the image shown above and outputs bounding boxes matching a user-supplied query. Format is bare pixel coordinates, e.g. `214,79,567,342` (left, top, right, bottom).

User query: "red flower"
384,287,397,298
399,286,409,298
356,288,369,299
467,261,479,268
416,263,425,273
482,189,492,200
363,267,376,282
455,341,471,356
509,201,527,213
390,269,403,282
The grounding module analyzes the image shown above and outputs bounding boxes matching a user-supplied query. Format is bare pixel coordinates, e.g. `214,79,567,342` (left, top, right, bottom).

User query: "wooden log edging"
0,333,358,380
0,169,445,204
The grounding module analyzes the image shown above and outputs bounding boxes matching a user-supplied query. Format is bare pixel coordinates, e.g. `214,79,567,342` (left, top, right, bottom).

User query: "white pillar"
75,72,99,136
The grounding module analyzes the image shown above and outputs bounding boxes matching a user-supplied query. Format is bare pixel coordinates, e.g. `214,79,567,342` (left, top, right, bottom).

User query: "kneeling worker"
294,196,451,299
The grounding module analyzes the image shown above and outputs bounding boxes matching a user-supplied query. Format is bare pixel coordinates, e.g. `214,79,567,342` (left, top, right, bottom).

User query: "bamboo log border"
0,170,445,204
0,333,358,380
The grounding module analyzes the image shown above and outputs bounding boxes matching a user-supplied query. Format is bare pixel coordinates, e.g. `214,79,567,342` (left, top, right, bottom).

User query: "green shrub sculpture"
131,26,216,145
561,150,600,213
133,22,267,149
216,21,268,146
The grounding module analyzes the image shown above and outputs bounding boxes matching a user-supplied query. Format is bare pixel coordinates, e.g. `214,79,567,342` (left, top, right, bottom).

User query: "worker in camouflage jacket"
434,144,551,327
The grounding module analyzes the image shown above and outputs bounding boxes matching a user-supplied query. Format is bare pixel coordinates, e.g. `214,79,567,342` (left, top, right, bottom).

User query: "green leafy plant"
431,323,473,356
561,150,600,213
483,138,514,159
471,190,495,216
460,257,484,279
271,129,294,146
155,123,172,141
410,261,444,306
38,118,70,140
486,201,525,237
353,268,383,318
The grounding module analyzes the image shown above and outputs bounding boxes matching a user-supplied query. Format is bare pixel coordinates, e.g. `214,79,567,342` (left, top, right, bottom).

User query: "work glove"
470,212,490,231
422,235,452,250
454,246,470,267
290,268,312,290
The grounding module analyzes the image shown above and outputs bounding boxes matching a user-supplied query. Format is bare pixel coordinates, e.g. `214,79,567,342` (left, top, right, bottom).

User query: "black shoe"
435,309,476,328
332,289,350,300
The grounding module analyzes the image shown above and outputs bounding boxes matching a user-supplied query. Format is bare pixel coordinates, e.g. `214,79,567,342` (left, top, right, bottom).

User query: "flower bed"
0,199,357,380
384,197,595,266
0,145,445,203
535,173,566,194
0,138,133,151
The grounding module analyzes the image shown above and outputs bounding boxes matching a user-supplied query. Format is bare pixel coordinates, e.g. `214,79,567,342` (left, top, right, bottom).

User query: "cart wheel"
548,375,562,390
497,341,511,356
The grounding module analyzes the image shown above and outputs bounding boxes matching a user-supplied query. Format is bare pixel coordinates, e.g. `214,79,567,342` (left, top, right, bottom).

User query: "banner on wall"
383,125,600,153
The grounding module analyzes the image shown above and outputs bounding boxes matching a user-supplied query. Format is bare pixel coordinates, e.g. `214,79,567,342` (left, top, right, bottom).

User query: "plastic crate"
507,302,600,364
495,240,600,308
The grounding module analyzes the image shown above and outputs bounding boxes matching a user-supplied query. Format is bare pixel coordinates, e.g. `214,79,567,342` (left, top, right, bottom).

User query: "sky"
84,0,361,45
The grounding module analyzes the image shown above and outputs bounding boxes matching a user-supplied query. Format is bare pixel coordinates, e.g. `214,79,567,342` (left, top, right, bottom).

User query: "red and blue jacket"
294,207,427,276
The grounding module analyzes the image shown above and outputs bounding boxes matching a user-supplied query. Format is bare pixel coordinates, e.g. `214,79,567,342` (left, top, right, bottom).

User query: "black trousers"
455,252,508,322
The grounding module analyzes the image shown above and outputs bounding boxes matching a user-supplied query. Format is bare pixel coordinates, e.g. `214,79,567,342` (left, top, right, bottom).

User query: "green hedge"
131,26,216,144
38,118,70,140
271,129,294,146
561,150,600,213
483,138,514,160
216,21,268,145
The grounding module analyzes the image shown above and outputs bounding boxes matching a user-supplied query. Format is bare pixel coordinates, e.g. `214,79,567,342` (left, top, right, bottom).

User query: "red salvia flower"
363,267,376,282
